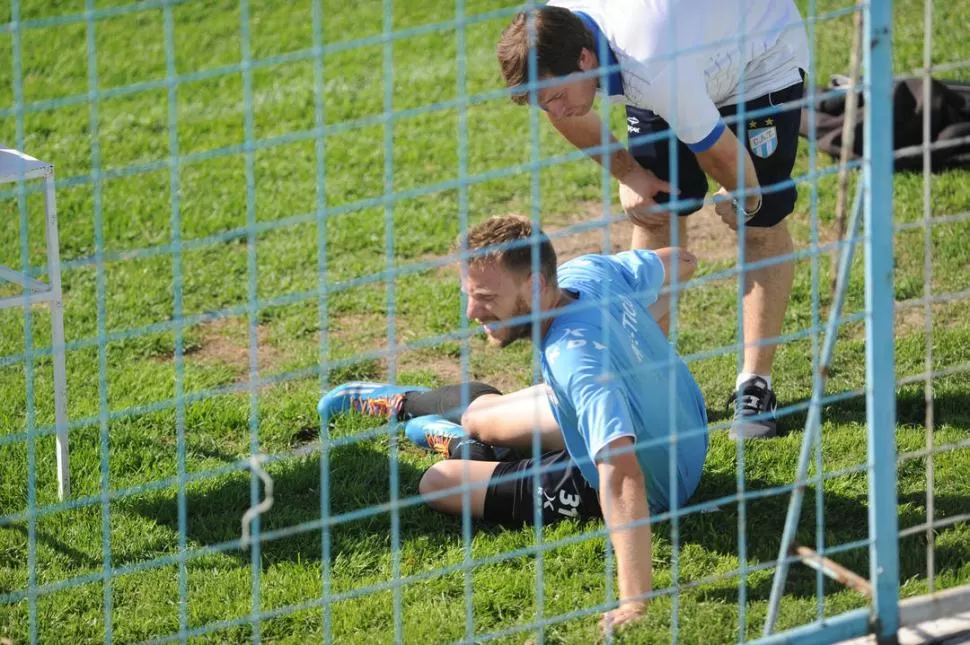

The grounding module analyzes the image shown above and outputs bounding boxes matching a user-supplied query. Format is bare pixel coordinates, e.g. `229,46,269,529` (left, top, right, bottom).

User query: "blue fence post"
864,0,900,640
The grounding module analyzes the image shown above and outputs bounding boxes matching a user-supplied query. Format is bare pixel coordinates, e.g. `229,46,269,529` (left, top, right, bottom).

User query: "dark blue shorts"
625,78,805,228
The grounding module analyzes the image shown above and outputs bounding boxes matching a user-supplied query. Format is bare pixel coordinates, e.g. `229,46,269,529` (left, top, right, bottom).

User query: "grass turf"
1,0,969,642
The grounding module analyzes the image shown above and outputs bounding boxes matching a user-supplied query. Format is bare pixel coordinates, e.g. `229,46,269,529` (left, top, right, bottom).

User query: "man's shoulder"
559,251,638,277
558,251,657,284
545,0,605,14
558,252,604,273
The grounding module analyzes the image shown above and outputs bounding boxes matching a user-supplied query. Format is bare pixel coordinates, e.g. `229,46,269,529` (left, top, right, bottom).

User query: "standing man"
496,0,810,439
318,215,709,632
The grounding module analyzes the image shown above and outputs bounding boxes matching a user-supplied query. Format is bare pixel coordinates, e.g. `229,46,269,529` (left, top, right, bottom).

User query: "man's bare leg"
726,220,795,439
419,460,501,517
460,384,563,451
741,221,794,376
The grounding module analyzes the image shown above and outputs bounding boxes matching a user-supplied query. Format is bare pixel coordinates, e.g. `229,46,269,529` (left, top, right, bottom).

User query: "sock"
447,437,498,461
736,372,771,391
399,382,502,423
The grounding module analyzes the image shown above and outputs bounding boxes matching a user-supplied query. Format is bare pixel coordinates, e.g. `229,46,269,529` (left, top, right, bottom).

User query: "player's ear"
538,271,549,289
578,47,595,72
519,270,546,294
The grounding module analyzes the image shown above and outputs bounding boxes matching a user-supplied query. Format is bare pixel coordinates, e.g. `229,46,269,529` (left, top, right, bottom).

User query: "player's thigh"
419,460,501,518
462,384,563,451
482,451,602,526
720,80,803,227
625,105,709,216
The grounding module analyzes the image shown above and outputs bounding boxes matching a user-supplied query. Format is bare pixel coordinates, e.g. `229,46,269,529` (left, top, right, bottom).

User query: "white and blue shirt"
541,251,709,513
548,0,809,151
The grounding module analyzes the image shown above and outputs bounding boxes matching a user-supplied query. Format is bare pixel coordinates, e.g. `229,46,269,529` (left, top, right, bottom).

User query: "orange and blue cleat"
317,381,429,421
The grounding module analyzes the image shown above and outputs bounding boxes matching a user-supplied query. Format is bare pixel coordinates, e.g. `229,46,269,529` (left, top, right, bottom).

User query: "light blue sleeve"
611,250,666,306
546,329,637,461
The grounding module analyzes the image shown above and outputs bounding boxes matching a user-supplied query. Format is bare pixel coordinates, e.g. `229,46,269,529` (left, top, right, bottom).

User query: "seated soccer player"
318,215,709,631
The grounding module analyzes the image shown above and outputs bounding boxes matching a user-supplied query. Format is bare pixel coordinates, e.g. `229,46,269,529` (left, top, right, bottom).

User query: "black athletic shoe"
727,376,779,439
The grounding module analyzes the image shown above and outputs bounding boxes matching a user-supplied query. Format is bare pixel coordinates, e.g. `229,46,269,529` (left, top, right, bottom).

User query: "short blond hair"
457,215,558,286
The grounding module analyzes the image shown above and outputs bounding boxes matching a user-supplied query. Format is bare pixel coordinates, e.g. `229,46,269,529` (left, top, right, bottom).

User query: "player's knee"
744,187,797,234
743,218,793,250
460,400,497,443
419,463,452,505
464,418,504,446
459,408,479,439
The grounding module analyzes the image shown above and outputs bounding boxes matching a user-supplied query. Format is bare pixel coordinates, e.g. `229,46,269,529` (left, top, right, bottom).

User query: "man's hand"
545,110,674,227
618,167,675,227
713,186,739,230
712,186,762,231
694,126,761,232
596,439,653,639
600,600,647,636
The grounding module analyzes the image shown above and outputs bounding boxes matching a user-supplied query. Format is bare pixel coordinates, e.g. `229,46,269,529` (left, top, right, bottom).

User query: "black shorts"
625,78,805,227
482,450,602,526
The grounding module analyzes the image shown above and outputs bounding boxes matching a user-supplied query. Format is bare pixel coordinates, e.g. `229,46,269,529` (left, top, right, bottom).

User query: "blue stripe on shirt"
572,11,624,97
686,120,726,153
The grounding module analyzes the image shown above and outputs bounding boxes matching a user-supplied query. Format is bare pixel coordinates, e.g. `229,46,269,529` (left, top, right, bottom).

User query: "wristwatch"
732,195,763,222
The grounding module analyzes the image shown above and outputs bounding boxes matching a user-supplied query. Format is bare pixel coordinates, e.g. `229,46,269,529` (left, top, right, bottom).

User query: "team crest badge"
748,124,778,158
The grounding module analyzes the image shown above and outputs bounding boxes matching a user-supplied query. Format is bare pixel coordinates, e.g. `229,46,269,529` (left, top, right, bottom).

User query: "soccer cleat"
727,376,779,440
316,381,429,420
404,415,468,454
404,415,510,461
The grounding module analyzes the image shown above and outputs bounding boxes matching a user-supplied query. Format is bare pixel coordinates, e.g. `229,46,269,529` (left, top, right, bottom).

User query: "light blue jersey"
541,251,709,514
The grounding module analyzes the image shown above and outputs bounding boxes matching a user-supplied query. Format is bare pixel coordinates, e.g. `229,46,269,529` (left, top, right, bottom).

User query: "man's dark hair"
496,6,594,104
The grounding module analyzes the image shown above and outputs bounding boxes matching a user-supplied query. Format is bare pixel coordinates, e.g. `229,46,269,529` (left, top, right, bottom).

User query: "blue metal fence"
4,0,969,643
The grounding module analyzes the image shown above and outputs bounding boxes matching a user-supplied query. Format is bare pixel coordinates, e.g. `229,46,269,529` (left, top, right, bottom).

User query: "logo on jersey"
748,124,778,158
618,295,645,363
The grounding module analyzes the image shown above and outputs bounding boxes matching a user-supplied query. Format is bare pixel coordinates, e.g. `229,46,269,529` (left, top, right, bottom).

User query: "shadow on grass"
675,469,970,603
116,423,968,605
119,438,453,568
6,524,102,569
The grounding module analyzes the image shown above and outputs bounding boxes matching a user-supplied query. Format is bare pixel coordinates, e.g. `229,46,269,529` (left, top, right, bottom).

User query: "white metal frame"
0,146,69,500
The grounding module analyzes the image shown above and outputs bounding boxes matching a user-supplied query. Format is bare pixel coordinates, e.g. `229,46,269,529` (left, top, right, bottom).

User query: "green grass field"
1,0,969,642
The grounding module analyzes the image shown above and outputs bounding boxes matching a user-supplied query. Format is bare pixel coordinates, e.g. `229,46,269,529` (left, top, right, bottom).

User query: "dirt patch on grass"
685,205,736,264
891,299,966,337
542,200,759,265
837,298,966,344
397,340,530,394
541,201,630,261
420,200,822,274
678,205,845,266
186,317,285,378
328,312,390,347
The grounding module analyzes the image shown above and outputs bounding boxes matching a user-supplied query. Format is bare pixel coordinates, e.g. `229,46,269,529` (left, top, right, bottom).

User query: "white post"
44,172,70,500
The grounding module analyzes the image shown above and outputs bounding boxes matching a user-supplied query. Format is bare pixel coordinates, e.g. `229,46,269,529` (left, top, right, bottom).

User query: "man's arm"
694,127,762,215
646,247,697,321
597,437,653,632
547,111,673,225
547,110,641,180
